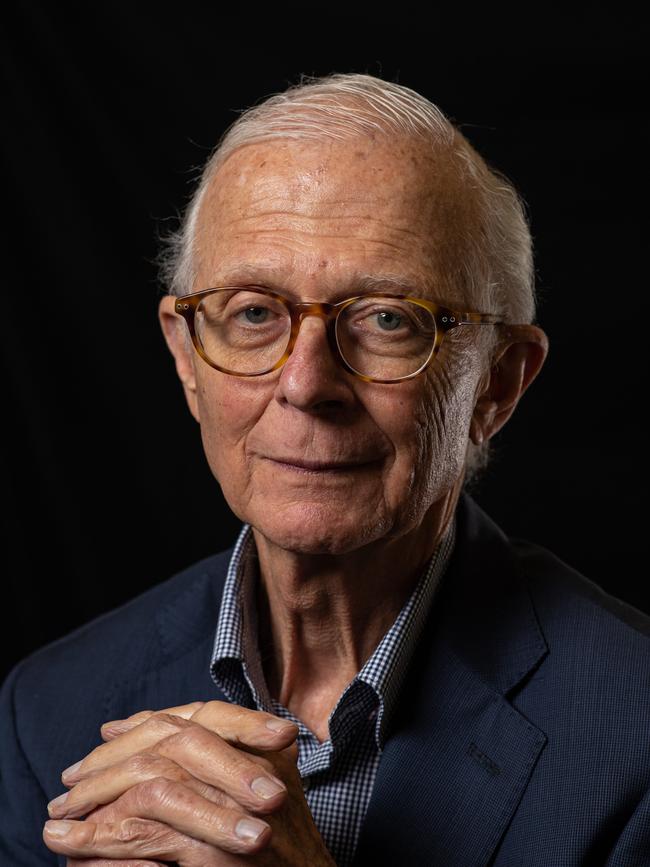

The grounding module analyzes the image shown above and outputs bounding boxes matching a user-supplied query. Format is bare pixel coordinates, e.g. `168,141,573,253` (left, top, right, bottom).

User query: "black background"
2,8,646,683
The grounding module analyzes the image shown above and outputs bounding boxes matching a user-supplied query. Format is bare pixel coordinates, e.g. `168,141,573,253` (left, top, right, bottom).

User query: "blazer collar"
436,490,549,696
353,491,550,866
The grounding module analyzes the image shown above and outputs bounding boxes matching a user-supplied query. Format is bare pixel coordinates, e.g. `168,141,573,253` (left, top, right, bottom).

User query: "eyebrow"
208,266,439,302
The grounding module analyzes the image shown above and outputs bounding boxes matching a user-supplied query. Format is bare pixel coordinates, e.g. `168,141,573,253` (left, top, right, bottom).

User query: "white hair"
157,72,539,491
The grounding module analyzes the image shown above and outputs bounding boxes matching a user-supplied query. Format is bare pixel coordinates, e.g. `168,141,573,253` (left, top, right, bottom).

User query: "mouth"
265,457,382,474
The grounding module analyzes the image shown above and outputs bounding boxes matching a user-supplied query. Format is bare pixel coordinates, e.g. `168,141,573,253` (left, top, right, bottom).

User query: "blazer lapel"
353,493,550,867
104,559,233,720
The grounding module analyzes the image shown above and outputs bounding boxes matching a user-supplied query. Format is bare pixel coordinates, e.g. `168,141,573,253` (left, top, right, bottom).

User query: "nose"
274,314,355,412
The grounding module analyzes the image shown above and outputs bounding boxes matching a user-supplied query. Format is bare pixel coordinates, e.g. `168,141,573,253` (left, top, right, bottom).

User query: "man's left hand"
43,700,336,866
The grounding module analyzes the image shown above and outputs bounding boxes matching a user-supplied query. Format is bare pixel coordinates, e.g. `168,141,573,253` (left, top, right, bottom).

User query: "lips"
267,457,380,471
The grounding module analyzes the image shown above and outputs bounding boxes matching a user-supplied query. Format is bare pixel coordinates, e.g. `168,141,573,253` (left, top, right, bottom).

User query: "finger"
64,716,289,814
238,739,300,764
152,724,288,813
43,782,273,857
101,703,205,739
190,700,298,750
63,713,195,783
49,752,239,820
67,860,166,866
102,700,298,752
53,818,246,866
65,843,242,867
63,796,252,867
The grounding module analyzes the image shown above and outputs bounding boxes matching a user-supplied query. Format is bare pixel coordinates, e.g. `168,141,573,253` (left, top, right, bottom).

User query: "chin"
244,499,392,556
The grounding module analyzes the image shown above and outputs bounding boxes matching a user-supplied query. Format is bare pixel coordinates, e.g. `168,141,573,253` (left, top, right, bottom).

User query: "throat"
256,590,359,742
284,692,338,744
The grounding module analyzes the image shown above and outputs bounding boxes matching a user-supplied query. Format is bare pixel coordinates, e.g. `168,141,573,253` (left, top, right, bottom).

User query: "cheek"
194,375,268,479
390,360,477,489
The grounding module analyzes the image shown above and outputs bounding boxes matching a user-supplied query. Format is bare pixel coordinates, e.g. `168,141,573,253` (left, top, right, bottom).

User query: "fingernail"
101,724,126,737
101,719,125,732
47,792,69,816
251,775,286,799
45,820,75,838
266,717,297,733
61,760,82,781
235,817,269,842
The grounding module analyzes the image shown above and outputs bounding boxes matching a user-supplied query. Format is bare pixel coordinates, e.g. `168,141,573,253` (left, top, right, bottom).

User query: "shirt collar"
358,514,456,746
210,513,457,749
209,522,266,710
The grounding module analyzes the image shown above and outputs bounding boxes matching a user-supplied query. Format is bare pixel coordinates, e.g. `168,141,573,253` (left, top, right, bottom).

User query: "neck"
251,484,460,737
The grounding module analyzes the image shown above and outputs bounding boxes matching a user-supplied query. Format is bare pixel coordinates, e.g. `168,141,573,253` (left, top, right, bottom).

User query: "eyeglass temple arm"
440,312,504,330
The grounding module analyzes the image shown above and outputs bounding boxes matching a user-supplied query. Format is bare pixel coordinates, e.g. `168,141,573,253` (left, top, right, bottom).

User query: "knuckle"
220,751,257,783
235,705,270,732
181,700,206,715
194,781,230,806
202,699,229,714
85,801,120,823
126,709,155,721
125,752,162,775
116,817,162,845
127,751,185,781
143,712,189,736
83,821,105,847
133,776,179,810
158,721,212,754
249,754,275,775
192,699,237,727
231,704,256,721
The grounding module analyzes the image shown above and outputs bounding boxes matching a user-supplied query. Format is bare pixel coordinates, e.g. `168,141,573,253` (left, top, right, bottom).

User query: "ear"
158,295,201,423
469,324,549,446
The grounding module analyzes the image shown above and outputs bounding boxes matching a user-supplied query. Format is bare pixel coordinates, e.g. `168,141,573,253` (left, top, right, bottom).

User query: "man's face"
172,137,488,555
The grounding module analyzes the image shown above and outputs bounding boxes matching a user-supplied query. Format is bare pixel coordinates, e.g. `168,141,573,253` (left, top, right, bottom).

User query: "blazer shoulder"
510,535,650,646
5,545,234,704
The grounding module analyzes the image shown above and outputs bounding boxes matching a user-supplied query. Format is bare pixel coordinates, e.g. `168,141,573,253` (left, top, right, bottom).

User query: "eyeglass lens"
194,289,437,380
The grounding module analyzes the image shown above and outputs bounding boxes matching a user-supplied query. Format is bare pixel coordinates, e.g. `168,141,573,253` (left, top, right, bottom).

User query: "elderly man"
2,72,649,866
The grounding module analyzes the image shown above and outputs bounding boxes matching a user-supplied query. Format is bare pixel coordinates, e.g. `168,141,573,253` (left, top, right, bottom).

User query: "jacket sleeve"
604,785,650,867
0,661,59,865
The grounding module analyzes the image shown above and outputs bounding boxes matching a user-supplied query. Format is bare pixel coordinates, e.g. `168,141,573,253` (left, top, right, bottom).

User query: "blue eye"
244,307,269,324
376,310,402,331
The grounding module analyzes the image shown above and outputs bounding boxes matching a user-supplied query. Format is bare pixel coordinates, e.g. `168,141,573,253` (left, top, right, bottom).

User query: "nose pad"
290,312,340,369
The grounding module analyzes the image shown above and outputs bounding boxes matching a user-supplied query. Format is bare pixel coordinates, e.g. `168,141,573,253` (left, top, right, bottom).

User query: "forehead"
193,137,474,299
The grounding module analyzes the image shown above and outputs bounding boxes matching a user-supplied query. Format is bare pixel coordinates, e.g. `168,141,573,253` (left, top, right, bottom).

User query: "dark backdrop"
2,8,646,683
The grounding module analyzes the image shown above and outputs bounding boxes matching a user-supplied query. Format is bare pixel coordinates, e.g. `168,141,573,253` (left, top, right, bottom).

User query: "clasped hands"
43,700,336,866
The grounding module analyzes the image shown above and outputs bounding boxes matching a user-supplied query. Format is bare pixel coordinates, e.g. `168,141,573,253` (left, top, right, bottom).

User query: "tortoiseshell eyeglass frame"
173,285,505,384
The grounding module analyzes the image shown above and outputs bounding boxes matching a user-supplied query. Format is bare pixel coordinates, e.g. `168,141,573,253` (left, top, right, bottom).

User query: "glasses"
173,285,505,384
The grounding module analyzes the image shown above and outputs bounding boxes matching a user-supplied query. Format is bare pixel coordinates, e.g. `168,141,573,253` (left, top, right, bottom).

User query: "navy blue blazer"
2,492,650,866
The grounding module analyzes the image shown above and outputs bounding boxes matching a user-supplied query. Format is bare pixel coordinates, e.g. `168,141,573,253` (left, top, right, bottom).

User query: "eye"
375,310,402,331
242,306,270,324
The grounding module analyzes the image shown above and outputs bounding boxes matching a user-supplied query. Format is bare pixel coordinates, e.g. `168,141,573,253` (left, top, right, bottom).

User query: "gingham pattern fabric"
210,515,456,866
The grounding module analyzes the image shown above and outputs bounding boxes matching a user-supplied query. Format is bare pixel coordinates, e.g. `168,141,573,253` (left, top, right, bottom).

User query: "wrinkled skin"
68,747,327,866
46,703,335,866
165,137,501,559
